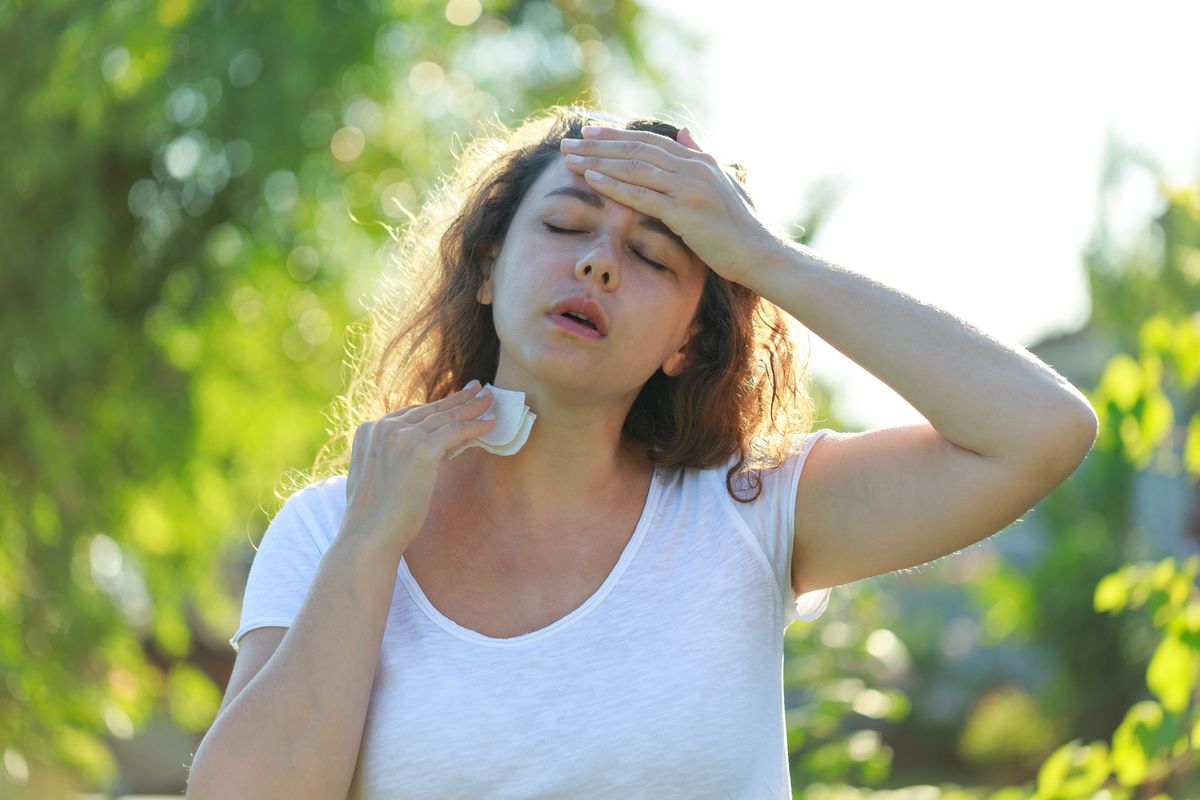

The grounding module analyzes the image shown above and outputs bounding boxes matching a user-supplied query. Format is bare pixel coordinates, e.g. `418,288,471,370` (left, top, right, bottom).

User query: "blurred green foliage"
785,552,1200,799
780,160,1200,797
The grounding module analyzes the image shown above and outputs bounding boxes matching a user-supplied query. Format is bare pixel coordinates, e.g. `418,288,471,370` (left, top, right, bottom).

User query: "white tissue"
447,383,537,460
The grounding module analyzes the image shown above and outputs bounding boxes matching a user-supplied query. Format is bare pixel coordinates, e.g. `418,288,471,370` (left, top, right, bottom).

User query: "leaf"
1095,571,1130,613
1111,700,1187,787
1151,558,1177,590
1099,354,1143,413
1146,634,1200,713
1168,573,1193,609
1186,414,1200,478
1034,739,1110,797
1139,390,1174,448
1111,701,1162,786
1036,738,1077,792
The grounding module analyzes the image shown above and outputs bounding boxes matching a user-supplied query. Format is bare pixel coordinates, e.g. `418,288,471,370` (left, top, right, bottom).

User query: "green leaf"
1168,573,1194,609
1146,634,1200,713
1186,414,1200,478
1036,738,1078,792
1111,700,1186,787
1099,354,1143,412
1035,739,1110,797
1140,390,1175,448
1111,701,1162,786
1151,558,1177,590
1095,571,1130,612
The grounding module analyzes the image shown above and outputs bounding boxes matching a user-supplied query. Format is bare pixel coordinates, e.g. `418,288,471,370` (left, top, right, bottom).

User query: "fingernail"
475,387,489,398
466,379,480,390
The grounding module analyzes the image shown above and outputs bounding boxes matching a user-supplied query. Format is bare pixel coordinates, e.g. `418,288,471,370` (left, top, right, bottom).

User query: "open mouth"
561,311,598,331
550,313,604,339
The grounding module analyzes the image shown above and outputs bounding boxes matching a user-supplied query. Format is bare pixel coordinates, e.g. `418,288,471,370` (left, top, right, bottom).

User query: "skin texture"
343,382,500,557
448,155,709,529
563,124,1099,601
559,124,783,287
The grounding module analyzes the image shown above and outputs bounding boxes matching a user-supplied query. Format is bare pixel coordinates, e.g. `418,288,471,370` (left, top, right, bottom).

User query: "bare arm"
743,239,1097,465
186,531,403,800
186,381,495,800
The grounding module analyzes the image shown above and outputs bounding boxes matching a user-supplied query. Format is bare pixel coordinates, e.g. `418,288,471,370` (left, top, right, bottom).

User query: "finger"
431,412,499,454
677,126,704,152
578,124,697,160
561,136,688,175
382,404,417,420
563,153,677,196
417,386,494,432
581,169,671,219
388,381,482,423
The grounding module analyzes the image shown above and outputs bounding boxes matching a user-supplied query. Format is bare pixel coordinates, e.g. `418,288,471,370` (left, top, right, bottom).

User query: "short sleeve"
229,482,336,652
729,428,835,628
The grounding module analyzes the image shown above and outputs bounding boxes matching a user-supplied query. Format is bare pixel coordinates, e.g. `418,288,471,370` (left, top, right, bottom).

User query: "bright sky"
619,0,1200,430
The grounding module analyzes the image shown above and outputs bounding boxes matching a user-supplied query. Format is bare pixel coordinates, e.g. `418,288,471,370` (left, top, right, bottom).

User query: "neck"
449,379,653,527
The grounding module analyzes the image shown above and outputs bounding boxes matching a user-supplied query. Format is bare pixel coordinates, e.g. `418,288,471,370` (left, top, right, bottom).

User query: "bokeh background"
2,0,1199,797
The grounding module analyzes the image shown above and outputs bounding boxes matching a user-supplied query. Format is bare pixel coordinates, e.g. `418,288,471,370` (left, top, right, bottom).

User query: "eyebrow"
540,186,690,253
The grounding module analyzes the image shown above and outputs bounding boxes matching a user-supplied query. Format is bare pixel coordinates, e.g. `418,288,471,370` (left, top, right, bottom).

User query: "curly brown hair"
298,104,816,504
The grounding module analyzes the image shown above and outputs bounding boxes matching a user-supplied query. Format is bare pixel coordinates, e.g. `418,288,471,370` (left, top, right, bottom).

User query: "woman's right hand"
341,380,497,557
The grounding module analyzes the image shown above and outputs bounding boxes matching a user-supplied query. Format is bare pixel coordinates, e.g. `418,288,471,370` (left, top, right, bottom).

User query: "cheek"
487,262,543,333
493,258,541,304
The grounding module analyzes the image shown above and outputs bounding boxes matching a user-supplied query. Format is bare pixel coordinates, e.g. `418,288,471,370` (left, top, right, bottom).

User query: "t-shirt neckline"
396,463,665,648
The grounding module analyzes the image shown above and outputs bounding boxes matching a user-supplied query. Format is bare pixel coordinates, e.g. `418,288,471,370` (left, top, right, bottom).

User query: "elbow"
185,739,223,800
184,753,209,800
1040,403,1099,478
1066,401,1099,458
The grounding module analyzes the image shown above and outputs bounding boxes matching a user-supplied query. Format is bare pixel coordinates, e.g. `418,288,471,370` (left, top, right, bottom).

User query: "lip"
548,293,609,337
547,313,604,340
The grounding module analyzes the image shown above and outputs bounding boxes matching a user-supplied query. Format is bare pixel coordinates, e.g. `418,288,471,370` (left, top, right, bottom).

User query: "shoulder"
716,432,824,500
274,474,348,548
282,474,346,509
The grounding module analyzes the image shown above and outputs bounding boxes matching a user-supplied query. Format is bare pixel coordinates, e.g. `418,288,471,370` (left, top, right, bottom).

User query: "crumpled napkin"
447,382,537,460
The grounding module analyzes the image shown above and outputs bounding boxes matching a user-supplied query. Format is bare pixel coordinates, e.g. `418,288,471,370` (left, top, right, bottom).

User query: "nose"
574,236,621,290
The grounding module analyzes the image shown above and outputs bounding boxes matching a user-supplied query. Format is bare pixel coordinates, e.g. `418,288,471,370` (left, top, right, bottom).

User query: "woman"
189,106,1099,799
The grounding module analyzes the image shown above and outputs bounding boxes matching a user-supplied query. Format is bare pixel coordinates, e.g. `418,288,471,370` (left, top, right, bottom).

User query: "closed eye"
542,222,670,271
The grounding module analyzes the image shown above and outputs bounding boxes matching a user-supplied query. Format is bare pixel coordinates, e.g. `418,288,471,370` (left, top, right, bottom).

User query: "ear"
476,245,499,305
662,320,704,377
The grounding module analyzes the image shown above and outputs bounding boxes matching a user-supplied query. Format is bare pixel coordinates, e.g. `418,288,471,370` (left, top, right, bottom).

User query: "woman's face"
478,154,708,400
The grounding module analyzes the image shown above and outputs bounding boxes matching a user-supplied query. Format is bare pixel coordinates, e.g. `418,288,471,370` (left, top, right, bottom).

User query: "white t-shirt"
231,428,835,799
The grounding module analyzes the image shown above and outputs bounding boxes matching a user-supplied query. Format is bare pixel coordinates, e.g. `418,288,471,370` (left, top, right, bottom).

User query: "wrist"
738,234,799,294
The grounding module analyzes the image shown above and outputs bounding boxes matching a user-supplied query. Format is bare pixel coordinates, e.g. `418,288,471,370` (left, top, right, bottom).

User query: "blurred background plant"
2,0,1198,797
780,167,1200,795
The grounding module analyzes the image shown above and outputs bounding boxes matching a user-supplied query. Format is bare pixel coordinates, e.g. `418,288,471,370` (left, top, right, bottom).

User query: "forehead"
522,158,692,252
523,158,593,209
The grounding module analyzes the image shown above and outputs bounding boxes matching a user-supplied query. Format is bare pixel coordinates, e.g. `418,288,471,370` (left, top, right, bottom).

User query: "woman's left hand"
560,125,783,288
